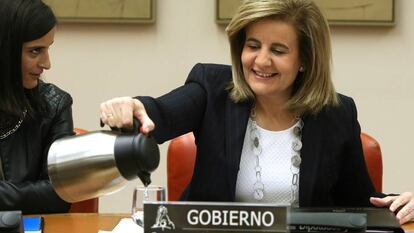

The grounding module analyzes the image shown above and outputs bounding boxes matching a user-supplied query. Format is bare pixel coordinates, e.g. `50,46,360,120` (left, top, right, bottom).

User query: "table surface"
38,213,414,233
41,213,129,233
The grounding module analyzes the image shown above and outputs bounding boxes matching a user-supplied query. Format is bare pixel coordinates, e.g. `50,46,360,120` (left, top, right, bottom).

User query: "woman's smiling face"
241,18,301,101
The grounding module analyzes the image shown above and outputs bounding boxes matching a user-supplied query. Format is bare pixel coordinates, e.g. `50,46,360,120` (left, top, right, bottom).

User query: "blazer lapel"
225,99,251,200
299,114,323,206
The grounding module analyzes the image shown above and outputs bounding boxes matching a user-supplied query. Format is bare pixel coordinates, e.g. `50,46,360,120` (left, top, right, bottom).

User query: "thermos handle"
100,118,141,134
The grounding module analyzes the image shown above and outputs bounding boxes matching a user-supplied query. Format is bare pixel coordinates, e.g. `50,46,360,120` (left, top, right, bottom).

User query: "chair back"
166,131,383,201
360,132,383,192
68,128,99,213
167,133,196,201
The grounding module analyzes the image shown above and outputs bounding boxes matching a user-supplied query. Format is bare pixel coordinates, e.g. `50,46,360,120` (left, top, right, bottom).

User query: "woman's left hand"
370,192,414,224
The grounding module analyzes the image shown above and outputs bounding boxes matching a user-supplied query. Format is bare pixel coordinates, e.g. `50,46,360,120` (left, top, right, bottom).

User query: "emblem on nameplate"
150,205,175,231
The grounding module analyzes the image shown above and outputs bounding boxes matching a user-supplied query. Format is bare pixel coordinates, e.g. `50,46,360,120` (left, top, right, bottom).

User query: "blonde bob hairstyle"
226,0,338,115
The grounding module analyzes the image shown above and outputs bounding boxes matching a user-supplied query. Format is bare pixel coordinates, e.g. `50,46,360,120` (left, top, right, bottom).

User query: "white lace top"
235,118,301,204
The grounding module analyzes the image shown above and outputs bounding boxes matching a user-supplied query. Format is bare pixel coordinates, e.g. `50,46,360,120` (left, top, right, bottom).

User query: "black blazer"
139,63,379,207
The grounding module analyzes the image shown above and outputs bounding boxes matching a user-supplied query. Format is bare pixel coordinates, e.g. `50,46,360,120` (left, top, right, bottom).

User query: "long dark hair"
0,0,57,119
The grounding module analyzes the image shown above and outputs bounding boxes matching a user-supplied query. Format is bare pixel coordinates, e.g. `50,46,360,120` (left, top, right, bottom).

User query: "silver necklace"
0,110,27,140
250,108,303,206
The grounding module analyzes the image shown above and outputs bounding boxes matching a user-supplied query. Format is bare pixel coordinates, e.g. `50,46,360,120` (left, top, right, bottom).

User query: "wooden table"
38,213,414,233
41,213,129,233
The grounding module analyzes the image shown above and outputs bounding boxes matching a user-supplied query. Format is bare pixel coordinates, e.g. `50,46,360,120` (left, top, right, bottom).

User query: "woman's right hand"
100,97,155,135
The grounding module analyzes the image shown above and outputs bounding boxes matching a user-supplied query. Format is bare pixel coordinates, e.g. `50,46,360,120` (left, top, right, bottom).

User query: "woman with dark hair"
0,0,72,213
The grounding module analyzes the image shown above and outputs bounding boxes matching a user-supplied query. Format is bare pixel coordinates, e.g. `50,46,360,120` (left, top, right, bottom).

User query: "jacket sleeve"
0,91,73,214
39,93,74,213
137,64,210,143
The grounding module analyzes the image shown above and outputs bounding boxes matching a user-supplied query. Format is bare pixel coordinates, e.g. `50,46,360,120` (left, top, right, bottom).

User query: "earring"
299,66,305,72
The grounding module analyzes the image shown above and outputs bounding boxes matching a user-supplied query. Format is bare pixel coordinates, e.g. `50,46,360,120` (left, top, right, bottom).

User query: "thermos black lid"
114,133,160,185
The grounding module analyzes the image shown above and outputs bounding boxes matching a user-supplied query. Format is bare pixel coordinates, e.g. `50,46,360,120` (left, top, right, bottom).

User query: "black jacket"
139,63,380,207
0,82,73,214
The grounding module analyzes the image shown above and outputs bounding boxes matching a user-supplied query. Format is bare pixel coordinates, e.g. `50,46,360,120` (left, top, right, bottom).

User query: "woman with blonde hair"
100,0,414,224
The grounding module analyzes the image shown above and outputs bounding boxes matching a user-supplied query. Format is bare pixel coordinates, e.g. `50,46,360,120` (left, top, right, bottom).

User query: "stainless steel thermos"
47,130,160,203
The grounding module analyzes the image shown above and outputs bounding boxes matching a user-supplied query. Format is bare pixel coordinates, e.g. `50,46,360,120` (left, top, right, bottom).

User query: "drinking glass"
131,185,166,227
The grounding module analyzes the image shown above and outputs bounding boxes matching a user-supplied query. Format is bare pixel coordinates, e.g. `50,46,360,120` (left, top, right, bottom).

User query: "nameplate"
143,201,288,233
